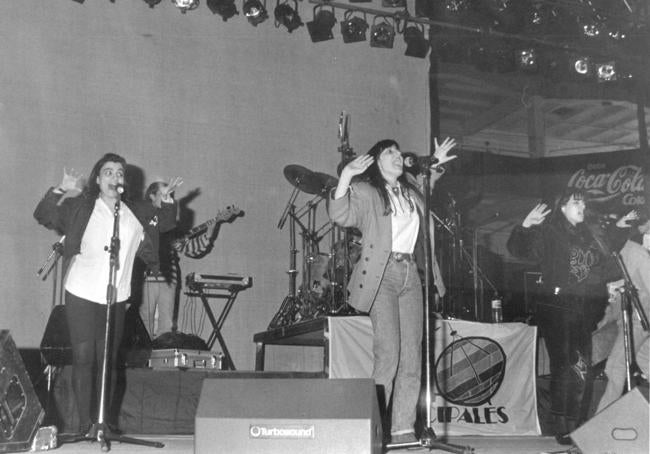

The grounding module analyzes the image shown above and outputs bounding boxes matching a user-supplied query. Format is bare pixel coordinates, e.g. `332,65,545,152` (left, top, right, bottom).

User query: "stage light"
274,0,303,33
207,0,239,21
572,56,593,77
596,61,617,82
171,0,199,13
516,48,538,73
369,17,395,49
243,0,268,26
340,11,368,43
307,6,336,43
143,0,162,7
403,24,429,58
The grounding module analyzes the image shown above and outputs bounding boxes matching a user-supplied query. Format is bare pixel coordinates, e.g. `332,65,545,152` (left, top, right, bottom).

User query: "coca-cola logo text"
567,165,645,205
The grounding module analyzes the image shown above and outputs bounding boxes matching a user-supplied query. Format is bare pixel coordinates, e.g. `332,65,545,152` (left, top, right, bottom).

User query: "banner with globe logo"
431,320,541,436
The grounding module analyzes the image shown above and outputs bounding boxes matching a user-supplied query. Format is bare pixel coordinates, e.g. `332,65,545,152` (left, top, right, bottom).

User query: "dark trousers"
65,291,126,431
538,304,595,433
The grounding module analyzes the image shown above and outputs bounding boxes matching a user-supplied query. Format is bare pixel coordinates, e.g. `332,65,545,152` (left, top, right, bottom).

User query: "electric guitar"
172,205,242,252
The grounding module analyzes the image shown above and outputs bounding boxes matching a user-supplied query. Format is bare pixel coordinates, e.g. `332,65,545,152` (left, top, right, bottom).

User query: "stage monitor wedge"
195,378,383,454
571,384,649,454
0,330,44,453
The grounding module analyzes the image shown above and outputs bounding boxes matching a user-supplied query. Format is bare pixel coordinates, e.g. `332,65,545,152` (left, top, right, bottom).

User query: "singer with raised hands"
328,137,457,445
34,153,162,436
506,189,634,445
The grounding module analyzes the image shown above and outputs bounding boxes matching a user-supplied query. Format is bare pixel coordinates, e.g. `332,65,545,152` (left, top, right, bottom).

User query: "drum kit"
269,164,360,329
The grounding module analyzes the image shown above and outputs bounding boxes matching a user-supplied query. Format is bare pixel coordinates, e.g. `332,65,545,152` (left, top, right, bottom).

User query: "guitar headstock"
216,205,243,222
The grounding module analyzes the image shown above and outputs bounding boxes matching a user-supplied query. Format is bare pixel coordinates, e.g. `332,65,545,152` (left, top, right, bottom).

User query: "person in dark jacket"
34,153,171,435
328,137,456,444
507,189,633,444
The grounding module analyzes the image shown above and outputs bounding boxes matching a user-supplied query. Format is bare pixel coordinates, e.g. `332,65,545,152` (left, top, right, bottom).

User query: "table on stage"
253,315,373,378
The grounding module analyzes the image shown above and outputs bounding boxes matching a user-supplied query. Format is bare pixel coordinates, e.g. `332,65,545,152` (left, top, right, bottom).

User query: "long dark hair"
83,153,127,199
550,188,586,224
362,139,421,215
549,187,594,247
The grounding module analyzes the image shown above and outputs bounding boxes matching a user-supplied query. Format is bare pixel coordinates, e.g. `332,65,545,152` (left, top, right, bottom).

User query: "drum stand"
386,167,473,454
59,198,163,451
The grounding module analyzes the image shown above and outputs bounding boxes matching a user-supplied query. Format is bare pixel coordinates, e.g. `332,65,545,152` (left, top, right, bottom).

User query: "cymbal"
283,165,323,195
313,172,338,194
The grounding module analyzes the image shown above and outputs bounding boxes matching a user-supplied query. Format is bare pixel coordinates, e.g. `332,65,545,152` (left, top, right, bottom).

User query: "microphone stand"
611,250,649,392
60,197,164,451
386,166,473,454
37,236,65,281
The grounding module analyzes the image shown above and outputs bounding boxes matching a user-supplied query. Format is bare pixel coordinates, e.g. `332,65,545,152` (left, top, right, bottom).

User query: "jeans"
139,279,175,338
369,255,423,435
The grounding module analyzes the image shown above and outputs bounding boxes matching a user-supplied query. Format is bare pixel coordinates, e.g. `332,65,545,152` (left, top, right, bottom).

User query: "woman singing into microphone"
328,137,456,444
34,153,177,435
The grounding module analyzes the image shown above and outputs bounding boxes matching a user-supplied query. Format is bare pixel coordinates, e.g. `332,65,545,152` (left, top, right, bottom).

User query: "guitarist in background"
137,181,240,340
132,178,184,340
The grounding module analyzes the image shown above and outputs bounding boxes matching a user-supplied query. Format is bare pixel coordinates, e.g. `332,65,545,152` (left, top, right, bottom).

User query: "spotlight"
382,0,405,7
403,24,429,58
596,61,617,82
143,0,162,6
572,56,593,77
307,6,336,43
207,0,239,21
369,17,395,49
340,11,368,43
516,47,538,73
171,0,199,13
243,0,268,26
274,0,303,33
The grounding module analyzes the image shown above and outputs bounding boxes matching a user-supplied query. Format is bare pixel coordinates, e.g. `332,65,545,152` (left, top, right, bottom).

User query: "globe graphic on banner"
434,336,506,406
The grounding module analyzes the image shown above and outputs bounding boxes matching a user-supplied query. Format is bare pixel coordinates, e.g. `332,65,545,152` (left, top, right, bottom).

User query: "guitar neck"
186,217,217,237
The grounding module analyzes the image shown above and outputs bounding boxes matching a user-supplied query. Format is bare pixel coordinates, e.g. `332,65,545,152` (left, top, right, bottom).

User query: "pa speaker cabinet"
195,378,383,454
0,330,44,452
571,385,648,454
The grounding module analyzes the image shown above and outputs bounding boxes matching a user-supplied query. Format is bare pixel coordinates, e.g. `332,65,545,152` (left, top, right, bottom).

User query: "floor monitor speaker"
571,384,648,454
0,330,44,452
195,378,383,454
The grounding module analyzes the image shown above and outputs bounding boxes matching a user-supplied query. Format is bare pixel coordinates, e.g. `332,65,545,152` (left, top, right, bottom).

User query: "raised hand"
59,168,85,193
616,209,638,228
522,203,551,228
161,176,183,202
433,137,458,166
342,154,374,178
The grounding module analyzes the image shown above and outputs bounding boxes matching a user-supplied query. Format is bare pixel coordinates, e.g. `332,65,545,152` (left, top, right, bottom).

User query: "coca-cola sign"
567,164,645,208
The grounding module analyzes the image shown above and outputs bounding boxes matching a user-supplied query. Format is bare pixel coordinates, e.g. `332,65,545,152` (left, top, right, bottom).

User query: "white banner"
328,316,373,379
431,320,541,436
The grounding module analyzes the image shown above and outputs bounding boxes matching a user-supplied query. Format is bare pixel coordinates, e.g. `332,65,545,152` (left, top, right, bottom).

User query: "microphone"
403,153,439,170
110,183,125,194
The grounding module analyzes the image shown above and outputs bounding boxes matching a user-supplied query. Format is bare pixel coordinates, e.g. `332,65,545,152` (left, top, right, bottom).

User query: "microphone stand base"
58,423,165,452
385,428,474,453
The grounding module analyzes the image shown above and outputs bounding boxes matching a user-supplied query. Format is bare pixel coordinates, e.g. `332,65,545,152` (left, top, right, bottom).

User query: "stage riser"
50,368,324,434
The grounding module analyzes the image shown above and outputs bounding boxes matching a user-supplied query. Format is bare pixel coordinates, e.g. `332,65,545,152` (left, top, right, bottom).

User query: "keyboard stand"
185,286,242,370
